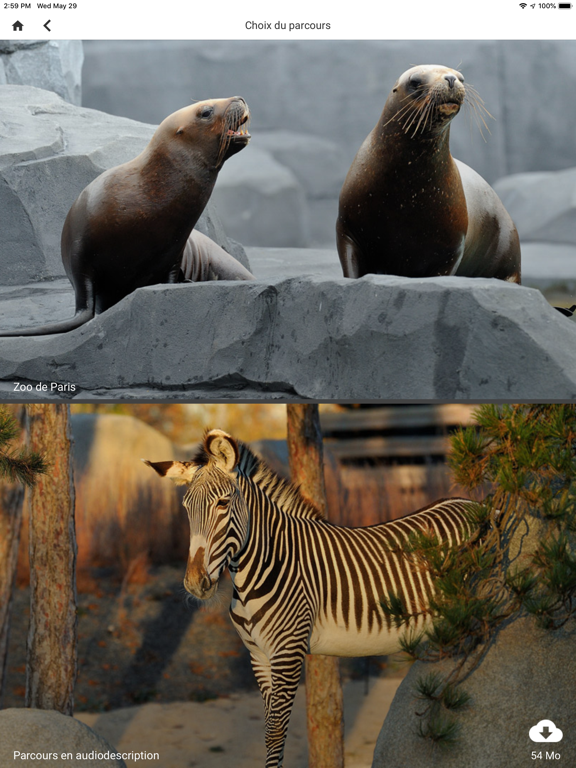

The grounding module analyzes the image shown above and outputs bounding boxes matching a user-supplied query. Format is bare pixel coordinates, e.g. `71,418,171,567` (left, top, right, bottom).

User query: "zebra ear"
142,459,196,485
204,429,239,472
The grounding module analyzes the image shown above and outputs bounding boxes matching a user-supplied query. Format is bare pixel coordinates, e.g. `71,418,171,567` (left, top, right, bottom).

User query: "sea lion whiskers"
410,98,436,137
383,100,418,130
404,92,440,137
383,86,428,131
464,85,493,139
400,88,432,135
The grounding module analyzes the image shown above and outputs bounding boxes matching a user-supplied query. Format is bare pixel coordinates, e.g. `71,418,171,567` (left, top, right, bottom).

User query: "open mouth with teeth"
216,101,251,165
226,109,251,143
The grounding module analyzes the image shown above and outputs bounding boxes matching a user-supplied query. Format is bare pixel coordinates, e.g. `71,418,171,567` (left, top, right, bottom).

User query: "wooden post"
26,405,77,714
286,405,345,768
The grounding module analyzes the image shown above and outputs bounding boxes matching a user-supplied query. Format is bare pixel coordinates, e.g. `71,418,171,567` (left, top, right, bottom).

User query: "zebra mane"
191,434,324,520
240,443,326,520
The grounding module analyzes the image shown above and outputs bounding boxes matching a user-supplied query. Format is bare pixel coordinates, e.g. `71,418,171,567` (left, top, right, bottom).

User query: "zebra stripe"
145,430,478,768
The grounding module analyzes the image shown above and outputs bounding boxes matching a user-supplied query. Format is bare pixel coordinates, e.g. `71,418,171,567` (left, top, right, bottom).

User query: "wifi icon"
519,2,527,6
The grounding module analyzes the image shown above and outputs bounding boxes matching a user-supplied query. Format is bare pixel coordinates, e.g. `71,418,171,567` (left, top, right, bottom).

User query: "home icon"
12,20,24,31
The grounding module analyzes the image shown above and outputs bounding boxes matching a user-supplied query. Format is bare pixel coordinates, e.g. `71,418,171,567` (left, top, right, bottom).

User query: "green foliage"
381,591,411,629
441,683,471,711
415,671,444,701
416,711,461,749
0,407,48,487
398,628,425,657
386,404,576,748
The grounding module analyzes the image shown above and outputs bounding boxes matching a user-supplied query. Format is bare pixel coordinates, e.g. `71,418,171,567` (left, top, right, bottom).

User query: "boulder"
1,275,576,400
0,40,83,105
494,168,576,245
212,147,309,247
372,511,576,768
372,618,576,768
0,708,127,768
0,85,248,285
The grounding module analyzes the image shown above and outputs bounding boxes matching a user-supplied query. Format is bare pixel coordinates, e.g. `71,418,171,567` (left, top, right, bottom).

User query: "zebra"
145,428,478,768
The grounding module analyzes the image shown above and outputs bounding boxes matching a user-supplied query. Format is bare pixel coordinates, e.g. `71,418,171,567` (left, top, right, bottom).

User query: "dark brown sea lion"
336,65,521,284
1,96,253,336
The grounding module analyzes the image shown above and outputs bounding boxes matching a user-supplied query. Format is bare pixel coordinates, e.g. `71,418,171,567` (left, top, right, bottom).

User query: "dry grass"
17,414,187,585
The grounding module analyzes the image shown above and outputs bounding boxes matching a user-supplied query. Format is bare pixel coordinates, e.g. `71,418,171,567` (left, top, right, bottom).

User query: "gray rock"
0,85,248,285
245,246,341,281
0,708,127,767
372,618,576,768
495,168,576,245
254,131,349,199
308,199,339,248
520,242,576,290
1,276,576,400
212,147,309,247
0,40,83,105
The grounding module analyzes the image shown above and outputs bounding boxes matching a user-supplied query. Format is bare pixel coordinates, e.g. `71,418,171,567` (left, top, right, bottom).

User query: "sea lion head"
157,96,251,168
386,65,466,137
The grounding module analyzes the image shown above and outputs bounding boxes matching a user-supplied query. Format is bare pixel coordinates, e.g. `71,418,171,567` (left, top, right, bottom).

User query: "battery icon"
559,2,572,7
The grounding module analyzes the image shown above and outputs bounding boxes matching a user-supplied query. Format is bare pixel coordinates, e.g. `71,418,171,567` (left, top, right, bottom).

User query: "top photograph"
0,38,575,401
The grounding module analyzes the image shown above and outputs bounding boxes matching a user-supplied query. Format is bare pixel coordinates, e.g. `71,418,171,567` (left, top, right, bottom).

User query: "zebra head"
144,429,248,600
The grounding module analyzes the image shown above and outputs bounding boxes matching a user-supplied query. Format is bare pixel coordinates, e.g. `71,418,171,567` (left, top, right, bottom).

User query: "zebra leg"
266,648,306,768
250,649,273,725
249,646,306,768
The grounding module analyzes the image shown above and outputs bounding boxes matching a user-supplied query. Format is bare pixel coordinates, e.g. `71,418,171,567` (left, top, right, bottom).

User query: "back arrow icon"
44,20,51,31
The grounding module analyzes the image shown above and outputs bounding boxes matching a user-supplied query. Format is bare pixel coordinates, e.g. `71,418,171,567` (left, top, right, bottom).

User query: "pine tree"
381,404,576,747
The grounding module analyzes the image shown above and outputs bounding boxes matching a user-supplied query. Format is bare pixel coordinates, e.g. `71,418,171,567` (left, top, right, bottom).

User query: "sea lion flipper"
0,305,95,337
182,230,255,282
336,224,365,278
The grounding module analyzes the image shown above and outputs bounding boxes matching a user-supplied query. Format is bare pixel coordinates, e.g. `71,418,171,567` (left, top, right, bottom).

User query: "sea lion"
1,96,253,337
180,230,254,282
336,65,521,283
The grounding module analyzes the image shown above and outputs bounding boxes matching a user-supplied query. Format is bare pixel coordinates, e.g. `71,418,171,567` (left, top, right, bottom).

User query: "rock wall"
82,40,576,182
0,40,83,104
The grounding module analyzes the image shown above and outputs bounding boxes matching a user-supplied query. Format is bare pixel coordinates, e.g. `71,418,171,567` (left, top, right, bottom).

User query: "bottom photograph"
0,403,574,768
